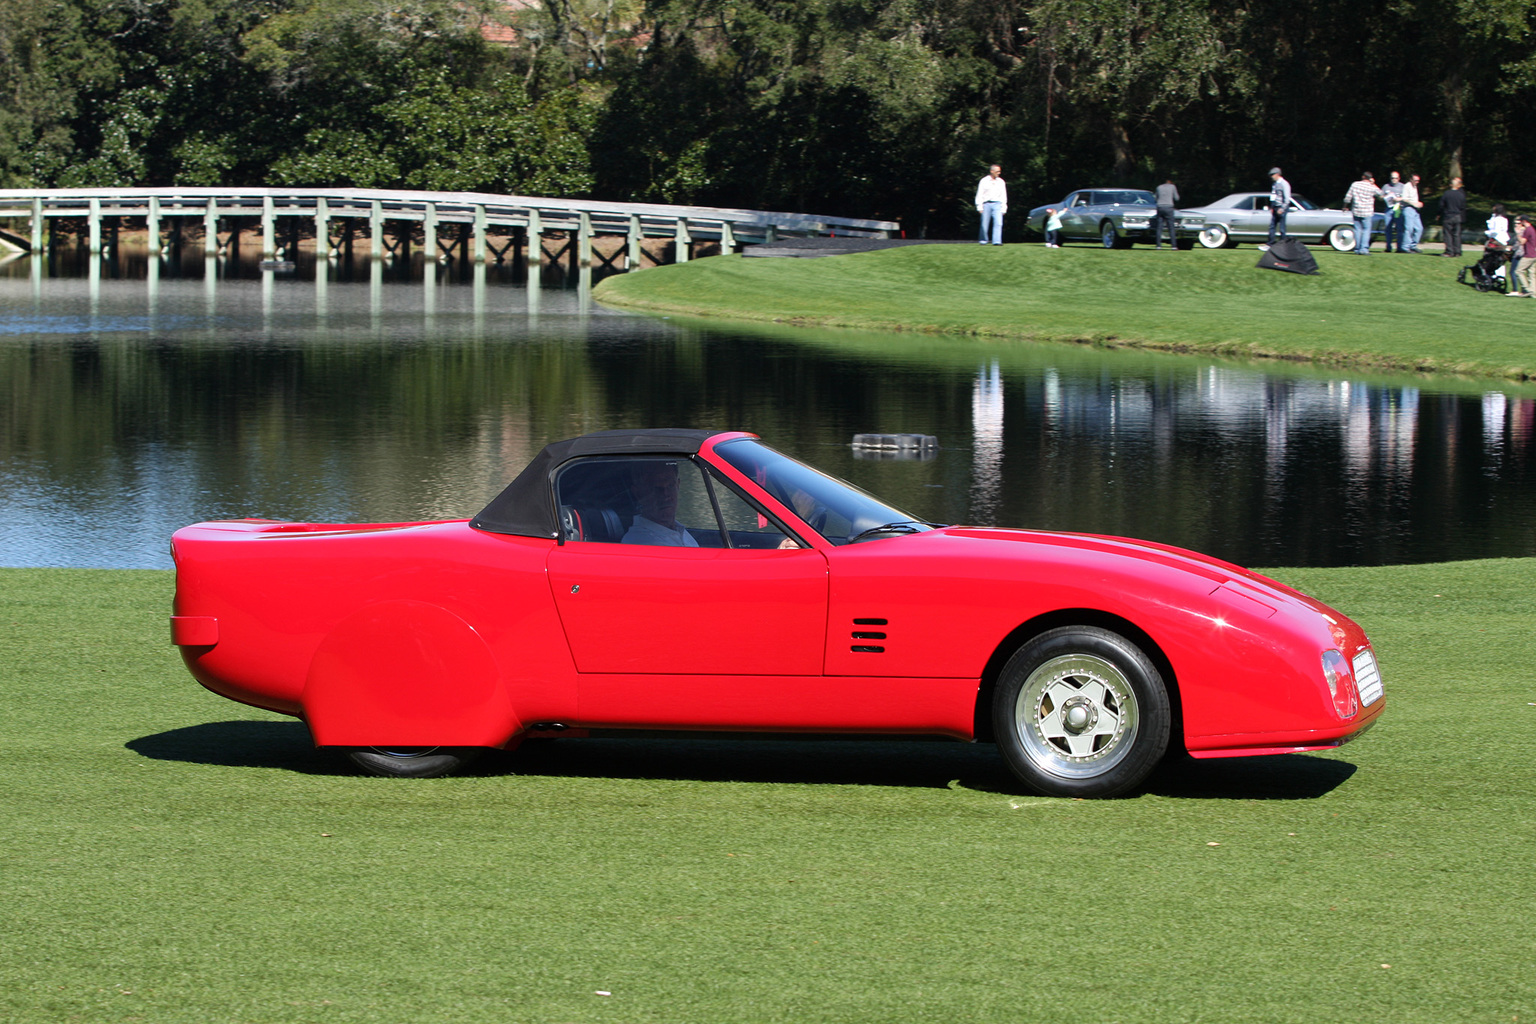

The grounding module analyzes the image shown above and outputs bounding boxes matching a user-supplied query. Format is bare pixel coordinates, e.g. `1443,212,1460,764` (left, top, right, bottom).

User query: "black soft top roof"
471,428,722,538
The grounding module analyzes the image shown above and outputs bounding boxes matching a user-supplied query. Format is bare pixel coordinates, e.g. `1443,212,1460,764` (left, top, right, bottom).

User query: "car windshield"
1292,194,1319,210
1098,191,1154,206
713,439,932,545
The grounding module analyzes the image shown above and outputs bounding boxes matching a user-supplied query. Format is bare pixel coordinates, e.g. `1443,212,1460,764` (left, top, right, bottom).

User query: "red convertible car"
170,429,1384,797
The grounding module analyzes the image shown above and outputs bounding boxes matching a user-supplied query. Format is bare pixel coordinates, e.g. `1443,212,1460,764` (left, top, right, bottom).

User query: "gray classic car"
1026,188,1202,248
1179,192,1358,250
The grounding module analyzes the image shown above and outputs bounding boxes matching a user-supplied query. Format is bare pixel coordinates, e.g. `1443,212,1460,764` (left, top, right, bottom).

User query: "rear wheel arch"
972,609,1182,748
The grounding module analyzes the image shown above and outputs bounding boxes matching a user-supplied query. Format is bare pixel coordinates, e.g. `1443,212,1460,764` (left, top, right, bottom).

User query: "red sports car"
170,429,1384,797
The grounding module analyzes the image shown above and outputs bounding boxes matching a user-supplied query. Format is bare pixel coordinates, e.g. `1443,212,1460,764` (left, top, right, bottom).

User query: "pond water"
4,251,1535,569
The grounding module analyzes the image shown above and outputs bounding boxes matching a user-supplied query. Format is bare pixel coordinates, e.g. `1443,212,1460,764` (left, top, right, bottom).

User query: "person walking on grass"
1266,167,1291,247
1344,172,1384,254
975,164,1007,245
1510,214,1536,297
1382,171,1406,252
1440,177,1467,257
1154,178,1180,249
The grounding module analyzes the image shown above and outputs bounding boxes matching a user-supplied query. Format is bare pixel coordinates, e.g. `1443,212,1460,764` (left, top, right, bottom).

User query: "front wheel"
1328,225,1356,252
1100,221,1120,249
1198,224,1231,248
347,746,484,778
992,627,1171,797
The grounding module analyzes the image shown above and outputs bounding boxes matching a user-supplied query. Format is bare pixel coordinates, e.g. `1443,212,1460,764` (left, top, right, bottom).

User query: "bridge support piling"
627,214,642,270
674,218,691,263
474,205,488,262
528,210,543,266
261,196,275,257
30,198,43,252
578,211,593,267
88,198,101,253
315,197,330,258
206,198,220,255
424,203,438,261
370,201,383,259
721,221,737,255
147,197,161,255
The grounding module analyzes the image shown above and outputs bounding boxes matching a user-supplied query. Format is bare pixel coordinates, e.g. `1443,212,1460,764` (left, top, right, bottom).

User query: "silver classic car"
1026,188,1203,247
1179,192,1358,250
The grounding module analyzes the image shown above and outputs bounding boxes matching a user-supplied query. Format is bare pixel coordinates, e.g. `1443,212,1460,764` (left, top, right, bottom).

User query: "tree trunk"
1111,121,1134,182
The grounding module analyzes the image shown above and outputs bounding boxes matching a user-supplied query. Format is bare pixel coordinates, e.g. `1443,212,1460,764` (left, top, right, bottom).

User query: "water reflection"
3,252,1536,569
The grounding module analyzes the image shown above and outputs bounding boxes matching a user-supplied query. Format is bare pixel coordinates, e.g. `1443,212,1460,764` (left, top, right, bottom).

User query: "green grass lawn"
594,244,1536,380
2,565,1533,1022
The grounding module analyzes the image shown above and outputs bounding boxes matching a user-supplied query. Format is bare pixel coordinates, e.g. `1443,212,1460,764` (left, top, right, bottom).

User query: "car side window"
705,469,803,549
556,456,718,547
554,456,800,549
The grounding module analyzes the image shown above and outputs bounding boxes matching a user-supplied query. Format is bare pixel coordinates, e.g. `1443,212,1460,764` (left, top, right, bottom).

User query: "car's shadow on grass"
129,722,1357,799
127,720,354,776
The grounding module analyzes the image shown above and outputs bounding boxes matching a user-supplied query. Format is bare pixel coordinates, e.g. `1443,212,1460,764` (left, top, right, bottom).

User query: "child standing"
1044,208,1063,247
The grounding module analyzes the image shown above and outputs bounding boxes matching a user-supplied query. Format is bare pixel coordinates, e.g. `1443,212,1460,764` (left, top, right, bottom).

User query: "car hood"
917,525,1339,618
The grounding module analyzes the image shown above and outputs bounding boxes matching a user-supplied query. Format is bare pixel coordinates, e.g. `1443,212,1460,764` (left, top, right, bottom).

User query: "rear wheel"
1198,224,1231,248
992,627,1171,798
1328,225,1356,252
347,746,484,778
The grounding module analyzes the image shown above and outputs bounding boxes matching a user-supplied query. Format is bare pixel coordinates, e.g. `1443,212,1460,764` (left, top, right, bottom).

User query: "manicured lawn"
594,244,1536,380
1,564,1533,1022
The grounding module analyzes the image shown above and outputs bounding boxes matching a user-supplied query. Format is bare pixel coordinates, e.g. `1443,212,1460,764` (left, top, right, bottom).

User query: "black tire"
992,626,1171,797
347,747,483,778
1100,221,1125,249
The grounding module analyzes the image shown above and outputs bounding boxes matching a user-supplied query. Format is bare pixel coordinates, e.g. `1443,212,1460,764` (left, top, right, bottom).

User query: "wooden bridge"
0,187,898,269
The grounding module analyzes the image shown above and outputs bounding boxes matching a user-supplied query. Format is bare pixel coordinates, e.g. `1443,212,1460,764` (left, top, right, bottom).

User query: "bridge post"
627,214,642,270
315,197,330,257
424,203,438,261
30,197,43,252
674,218,691,263
765,224,777,243
88,198,101,253
147,197,161,255
578,211,592,267
370,201,383,258
474,205,487,262
205,198,220,255
261,196,275,257
528,209,543,266
721,220,736,255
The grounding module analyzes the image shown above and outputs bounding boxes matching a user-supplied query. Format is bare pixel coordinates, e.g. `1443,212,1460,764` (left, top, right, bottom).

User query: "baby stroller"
1459,242,1510,292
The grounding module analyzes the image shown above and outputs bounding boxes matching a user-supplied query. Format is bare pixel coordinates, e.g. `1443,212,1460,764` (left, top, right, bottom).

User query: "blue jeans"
1268,210,1288,244
1353,216,1372,254
1404,207,1423,250
1385,211,1404,251
979,202,1004,245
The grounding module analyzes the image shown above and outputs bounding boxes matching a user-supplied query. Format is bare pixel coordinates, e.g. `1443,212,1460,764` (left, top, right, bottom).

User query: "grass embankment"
595,244,1536,380
3,565,1534,1022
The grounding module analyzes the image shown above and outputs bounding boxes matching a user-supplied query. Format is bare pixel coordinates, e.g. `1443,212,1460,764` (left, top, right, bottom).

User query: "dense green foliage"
5,0,1536,234
1,563,1534,1021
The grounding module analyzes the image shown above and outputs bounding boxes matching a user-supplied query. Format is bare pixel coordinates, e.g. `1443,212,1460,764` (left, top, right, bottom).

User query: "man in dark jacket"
1440,177,1468,257
1154,178,1180,249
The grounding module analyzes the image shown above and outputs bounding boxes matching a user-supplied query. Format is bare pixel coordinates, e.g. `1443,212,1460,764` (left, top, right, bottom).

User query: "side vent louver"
850,617,888,653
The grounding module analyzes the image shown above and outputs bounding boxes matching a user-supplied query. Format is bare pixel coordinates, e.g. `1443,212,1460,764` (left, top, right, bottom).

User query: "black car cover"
1256,237,1319,275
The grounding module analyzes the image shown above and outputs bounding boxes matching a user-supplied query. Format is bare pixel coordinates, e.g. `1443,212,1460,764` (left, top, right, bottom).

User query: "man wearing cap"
1267,168,1292,247
1511,214,1536,297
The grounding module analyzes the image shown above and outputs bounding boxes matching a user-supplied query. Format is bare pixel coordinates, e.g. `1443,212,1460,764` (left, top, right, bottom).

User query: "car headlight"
1321,649,1359,719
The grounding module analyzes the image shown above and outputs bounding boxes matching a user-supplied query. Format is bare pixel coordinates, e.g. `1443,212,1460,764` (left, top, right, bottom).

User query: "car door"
1229,196,1266,239
1063,192,1093,237
544,455,831,725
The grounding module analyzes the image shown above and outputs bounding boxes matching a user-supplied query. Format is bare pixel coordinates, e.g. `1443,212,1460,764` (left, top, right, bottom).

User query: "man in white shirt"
1402,174,1424,253
975,165,1007,245
623,461,699,547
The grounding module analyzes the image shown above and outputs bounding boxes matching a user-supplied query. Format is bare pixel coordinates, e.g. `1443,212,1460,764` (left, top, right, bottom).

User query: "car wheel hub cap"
1015,654,1140,779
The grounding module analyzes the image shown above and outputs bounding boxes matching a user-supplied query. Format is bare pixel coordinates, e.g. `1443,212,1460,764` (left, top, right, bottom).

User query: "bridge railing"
0,187,899,266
